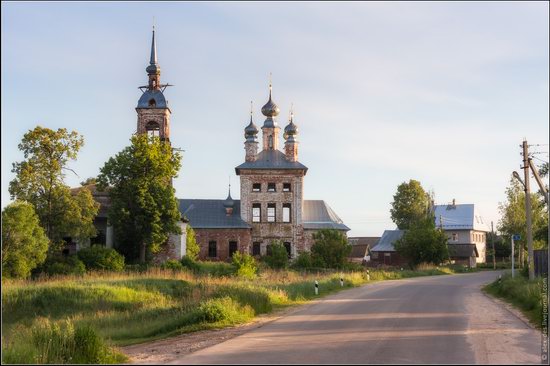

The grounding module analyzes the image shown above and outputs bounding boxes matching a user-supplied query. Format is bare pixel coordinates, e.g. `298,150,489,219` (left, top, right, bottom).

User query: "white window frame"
283,204,291,223
252,205,261,223
267,204,276,222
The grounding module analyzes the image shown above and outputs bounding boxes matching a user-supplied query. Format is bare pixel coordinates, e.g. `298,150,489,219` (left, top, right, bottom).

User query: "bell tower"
136,26,172,142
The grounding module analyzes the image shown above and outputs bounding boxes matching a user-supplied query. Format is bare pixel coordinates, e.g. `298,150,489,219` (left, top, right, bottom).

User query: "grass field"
2,264,474,364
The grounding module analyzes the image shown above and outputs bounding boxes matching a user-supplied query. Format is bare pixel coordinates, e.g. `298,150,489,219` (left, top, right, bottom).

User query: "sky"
1,1,549,237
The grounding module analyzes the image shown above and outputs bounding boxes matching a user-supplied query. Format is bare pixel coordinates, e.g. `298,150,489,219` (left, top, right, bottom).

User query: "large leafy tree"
390,179,430,230
2,201,49,278
394,216,449,268
9,126,99,250
311,229,352,269
498,175,548,255
97,134,182,263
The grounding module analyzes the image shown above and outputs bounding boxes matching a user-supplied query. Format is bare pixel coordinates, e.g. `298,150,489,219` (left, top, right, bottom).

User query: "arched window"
146,121,160,138
268,135,273,149
148,98,156,107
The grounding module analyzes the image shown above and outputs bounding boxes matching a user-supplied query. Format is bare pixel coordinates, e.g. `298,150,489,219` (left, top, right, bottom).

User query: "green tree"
9,126,99,250
231,251,257,279
97,134,182,264
394,216,449,268
264,241,289,269
498,175,548,253
80,177,97,186
311,229,352,269
186,226,200,260
390,179,430,230
2,201,50,278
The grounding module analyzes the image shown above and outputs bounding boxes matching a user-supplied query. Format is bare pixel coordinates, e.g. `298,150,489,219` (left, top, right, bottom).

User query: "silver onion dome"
223,191,234,208
261,86,280,117
284,110,298,140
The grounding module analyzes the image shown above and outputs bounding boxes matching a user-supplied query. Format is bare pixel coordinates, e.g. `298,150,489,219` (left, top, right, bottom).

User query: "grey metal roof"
348,237,380,247
303,200,350,231
137,90,168,109
349,244,369,258
235,149,308,173
371,230,405,252
448,244,479,258
179,199,251,229
434,204,490,232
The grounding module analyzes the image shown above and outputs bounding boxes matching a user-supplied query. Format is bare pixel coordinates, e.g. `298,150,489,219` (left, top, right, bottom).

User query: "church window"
267,203,276,222
252,204,261,222
208,241,217,258
252,183,261,192
283,203,291,223
146,121,160,138
229,241,238,258
267,183,276,192
452,233,458,242
148,99,156,107
268,136,273,149
252,242,261,256
283,183,291,192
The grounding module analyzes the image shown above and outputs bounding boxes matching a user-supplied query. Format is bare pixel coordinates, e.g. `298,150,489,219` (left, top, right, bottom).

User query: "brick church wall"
194,228,252,262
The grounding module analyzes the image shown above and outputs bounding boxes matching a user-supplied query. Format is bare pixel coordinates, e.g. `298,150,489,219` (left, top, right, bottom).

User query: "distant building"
434,200,490,266
348,237,380,264
370,230,407,266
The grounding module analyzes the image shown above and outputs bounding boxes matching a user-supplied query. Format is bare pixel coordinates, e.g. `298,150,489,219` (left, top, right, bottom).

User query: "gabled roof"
371,230,405,252
349,244,369,258
434,204,490,232
448,243,479,258
179,199,250,229
348,237,381,247
302,200,350,231
235,149,308,174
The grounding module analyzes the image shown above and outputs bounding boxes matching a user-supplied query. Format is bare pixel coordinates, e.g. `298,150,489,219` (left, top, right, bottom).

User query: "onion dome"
284,109,298,141
261,83,280,118
223,186,234,208
245,102,259,141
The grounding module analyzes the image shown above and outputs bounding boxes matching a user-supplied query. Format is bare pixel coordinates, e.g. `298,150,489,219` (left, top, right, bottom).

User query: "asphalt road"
172,271,542,364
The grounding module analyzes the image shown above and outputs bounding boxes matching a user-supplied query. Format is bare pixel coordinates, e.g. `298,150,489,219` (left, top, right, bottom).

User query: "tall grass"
3,264,470,363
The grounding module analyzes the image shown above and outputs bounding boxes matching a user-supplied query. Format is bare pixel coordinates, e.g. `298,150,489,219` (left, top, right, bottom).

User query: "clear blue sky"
2,2,548,236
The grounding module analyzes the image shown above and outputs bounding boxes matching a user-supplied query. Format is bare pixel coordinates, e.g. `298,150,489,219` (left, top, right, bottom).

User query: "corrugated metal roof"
302,200,350,231
235,150,308,173
434,204,490,232
348,237,380,247
448,243,479,258
371,230,405,252
179,199,251,229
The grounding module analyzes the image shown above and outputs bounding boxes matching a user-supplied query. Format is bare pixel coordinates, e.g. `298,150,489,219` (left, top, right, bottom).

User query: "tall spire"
150,24,158,65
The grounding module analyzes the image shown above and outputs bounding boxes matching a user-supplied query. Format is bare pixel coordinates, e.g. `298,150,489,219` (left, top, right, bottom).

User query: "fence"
534,249,548,277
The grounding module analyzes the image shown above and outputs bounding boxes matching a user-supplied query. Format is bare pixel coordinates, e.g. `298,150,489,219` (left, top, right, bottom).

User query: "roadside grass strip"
2,264,475,364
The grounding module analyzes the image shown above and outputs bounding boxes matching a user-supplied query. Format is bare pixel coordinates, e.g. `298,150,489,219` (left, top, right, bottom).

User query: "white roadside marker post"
315,280,319,295
366,269,370,281
340,277,344,287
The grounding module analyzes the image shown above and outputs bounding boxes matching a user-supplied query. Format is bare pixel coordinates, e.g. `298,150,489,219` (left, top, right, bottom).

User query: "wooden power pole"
522,139,535,280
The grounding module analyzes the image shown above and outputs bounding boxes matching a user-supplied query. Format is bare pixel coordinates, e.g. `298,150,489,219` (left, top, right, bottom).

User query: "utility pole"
491,221,496,270
522,139,535,280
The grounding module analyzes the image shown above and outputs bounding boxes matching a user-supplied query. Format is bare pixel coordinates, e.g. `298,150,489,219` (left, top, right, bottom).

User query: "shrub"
311,229,351,269
77,246,125,272
161,259,185,271
185,227,200,260
231,252,257,279
195,297,254,324
181,256,200,271
292,251,314,269
38,255,86,276
1,319,126,364
264,241,289,269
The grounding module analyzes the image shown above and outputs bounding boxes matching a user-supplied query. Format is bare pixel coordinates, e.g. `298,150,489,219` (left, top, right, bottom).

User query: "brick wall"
194,228,252,262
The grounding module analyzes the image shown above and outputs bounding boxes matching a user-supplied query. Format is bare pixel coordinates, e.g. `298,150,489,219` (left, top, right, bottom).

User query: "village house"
369,200,489,268
77,29,350,262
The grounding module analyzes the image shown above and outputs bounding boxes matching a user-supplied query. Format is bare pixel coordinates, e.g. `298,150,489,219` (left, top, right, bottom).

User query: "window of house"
267,203,276,222
284,242,292,258
283,183,291,192
229,241,238,258
252,204,261,223
283,203,291,223
252,242,261,256
267,183,276,192
452,233,458,242
208,241,217,258
252,183,261,192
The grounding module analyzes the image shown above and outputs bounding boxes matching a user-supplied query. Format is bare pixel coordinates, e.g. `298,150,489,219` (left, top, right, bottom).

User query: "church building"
84,29,350,262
